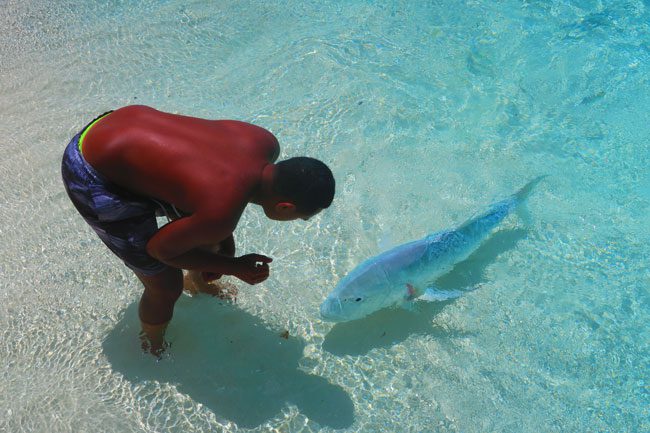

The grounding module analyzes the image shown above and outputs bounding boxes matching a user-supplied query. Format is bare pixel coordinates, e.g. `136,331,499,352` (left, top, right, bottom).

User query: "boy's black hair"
274,157,335,214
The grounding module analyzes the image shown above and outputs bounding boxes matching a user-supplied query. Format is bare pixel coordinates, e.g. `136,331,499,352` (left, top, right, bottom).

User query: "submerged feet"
140,271,238,358
183,270,238,301
139,321,170,359
139,271,238,359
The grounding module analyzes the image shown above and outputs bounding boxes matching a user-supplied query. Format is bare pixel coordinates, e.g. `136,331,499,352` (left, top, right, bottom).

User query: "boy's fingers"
253,254,272,263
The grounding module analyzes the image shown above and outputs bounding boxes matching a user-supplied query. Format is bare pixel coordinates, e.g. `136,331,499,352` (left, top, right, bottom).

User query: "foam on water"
1,1,648,432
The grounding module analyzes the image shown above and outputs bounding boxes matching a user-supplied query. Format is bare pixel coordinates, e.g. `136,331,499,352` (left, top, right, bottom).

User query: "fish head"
320,263,392,322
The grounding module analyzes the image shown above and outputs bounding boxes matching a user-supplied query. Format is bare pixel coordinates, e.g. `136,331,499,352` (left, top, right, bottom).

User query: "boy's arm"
147,215,271,285
146,209,235,264
218,233,236,256
200,234,236,282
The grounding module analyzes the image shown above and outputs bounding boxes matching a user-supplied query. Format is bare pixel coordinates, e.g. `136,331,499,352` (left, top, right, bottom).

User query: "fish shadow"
322,229,528,356
103,297,354,429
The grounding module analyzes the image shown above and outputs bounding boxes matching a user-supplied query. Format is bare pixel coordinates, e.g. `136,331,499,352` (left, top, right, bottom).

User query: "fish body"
320,177,544,322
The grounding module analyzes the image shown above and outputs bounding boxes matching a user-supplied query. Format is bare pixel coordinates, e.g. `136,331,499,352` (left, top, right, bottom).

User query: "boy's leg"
135,267,183,356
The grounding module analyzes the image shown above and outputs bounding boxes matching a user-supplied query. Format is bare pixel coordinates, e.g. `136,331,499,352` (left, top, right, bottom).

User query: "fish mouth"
320,297,345,322
320,296,370,323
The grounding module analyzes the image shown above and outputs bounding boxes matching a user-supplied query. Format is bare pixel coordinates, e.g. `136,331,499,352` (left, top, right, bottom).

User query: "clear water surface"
1,1,648,432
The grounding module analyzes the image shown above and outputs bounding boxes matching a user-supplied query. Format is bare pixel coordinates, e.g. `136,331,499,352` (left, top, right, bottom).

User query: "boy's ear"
275,202,296,213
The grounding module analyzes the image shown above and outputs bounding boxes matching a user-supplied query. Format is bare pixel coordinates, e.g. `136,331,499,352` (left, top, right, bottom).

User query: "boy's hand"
231,254,272,285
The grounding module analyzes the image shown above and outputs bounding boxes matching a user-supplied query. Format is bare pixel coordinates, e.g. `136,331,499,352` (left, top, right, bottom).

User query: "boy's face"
263,202,321,221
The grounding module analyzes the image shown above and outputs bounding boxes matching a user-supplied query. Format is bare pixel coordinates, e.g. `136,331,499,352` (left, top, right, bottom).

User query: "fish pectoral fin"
404,283,419,301
400,300,419,312
418,285,464,302
400,283,421,311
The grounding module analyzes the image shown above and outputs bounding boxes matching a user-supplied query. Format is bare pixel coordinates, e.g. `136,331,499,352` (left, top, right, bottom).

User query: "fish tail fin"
456,176,547,235
514,175,547,203
513,175,547,225
516,202,534,226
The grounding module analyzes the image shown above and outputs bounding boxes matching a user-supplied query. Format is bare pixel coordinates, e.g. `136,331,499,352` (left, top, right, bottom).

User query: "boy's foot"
183,271,238,300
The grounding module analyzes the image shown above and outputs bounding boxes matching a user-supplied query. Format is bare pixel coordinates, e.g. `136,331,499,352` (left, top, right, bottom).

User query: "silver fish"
320,177,545,322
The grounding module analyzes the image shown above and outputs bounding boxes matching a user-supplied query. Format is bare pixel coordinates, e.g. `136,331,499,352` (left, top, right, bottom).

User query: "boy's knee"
154,283,182,302
137,268,183,300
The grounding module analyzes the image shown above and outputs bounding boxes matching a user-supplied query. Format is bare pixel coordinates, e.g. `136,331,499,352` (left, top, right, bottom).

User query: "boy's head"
265,157,335,221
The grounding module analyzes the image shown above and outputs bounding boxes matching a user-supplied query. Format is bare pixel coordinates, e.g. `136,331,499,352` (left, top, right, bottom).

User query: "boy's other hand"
231,254,272,285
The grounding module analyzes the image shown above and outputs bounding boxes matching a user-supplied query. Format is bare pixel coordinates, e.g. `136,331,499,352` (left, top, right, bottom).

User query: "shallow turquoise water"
1,1,648,432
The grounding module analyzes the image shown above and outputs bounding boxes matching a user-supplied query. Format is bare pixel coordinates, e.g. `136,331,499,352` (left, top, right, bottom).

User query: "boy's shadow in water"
322,229,528,356
103,297,354,429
